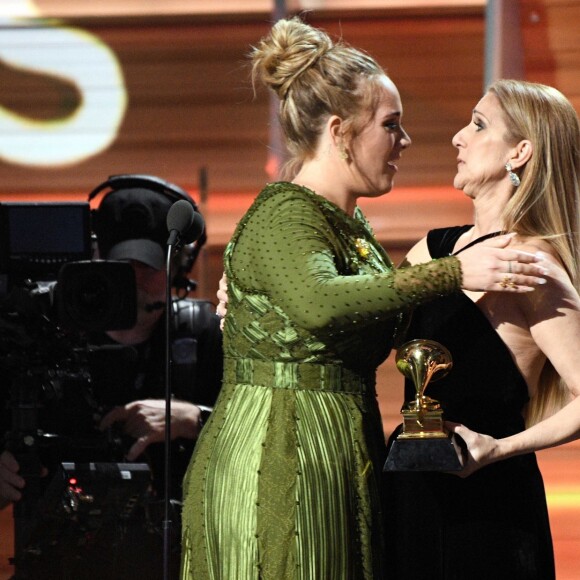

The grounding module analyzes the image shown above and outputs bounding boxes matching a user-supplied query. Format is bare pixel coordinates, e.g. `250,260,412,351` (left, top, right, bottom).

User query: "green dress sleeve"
229,183,462,335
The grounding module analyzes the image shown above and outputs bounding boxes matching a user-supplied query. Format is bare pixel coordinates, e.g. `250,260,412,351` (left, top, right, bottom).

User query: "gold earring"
338,142,349,161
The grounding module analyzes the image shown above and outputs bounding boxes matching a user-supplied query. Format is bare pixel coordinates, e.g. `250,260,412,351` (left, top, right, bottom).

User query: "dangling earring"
338,141,349,161
505,162,521,187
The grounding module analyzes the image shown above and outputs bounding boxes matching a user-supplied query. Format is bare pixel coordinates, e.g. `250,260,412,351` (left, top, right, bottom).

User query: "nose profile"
452,128,465,148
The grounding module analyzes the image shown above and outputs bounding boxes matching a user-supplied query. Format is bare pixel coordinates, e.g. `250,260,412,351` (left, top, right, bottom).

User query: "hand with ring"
500,274,517,289
454,234,550,293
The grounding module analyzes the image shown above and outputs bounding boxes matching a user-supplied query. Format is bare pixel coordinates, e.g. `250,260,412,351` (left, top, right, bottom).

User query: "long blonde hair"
250,16,386,179
490,79,580,424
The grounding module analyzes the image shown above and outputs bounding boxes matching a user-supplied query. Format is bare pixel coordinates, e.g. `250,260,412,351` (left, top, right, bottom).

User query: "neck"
470,205,505,240
467,184,512,238
292,160,356,216
292,180,356,217
468,223,504,242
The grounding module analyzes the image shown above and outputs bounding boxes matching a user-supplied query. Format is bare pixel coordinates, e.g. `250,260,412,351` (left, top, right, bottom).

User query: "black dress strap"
426,226,471,258
452,230,503,256
426,226,504,258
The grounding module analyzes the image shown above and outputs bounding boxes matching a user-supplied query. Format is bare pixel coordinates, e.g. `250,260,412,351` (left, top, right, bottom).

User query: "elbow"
289,309,337,334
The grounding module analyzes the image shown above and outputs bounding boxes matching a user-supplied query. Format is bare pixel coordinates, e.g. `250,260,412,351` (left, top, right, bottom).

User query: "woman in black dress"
383,79,580,580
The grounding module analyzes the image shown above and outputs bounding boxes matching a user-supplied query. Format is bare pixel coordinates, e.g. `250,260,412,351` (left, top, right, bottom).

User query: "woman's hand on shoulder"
513,239,571,289
510,238,578,314
456,234,550,293
402,234,550,292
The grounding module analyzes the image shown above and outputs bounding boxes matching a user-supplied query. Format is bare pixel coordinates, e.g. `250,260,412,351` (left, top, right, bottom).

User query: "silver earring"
505,162,521,187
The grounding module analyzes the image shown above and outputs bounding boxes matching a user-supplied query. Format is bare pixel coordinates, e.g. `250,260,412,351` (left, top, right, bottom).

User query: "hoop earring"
505,162,521,187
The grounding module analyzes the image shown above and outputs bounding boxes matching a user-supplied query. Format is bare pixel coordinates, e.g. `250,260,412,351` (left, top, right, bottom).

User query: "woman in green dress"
180,17,548,580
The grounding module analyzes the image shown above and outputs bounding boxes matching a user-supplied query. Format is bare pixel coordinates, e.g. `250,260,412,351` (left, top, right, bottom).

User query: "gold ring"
500,274,517,289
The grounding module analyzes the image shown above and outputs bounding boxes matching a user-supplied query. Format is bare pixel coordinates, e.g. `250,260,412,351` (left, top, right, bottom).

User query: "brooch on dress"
354,238,371,260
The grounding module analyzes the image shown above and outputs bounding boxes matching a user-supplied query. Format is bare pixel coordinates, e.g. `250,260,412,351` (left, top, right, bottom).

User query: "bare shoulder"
402,236,430,266
509,236,579,316
509,236,561,266
511,236,573,285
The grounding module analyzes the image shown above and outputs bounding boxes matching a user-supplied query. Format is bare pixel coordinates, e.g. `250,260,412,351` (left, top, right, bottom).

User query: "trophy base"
383,435,462,472
401,407,444,437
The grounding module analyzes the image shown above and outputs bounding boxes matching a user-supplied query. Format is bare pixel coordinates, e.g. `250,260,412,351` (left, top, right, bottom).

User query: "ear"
327,115,344,147
508,139,533,170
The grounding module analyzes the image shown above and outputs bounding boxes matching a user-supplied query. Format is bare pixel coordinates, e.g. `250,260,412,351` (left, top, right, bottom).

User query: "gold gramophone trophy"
383,339,462,471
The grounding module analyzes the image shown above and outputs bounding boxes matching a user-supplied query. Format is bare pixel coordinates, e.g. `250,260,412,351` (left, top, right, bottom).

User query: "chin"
381,178,394,194
373,184,393,198
452,176,464,191
361,175,393,198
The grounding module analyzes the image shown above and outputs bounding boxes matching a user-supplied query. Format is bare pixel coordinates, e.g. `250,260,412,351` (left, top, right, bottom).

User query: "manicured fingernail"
538,278,547,284
535,252,545,260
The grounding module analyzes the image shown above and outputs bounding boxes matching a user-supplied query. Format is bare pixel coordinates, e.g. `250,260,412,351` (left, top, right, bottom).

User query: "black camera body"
0,202,92,291
0,201,140,484
0,201,136,332
0,182,205,576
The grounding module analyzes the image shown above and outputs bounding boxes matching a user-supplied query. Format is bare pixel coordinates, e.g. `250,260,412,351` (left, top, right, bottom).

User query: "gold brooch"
355,238,371,259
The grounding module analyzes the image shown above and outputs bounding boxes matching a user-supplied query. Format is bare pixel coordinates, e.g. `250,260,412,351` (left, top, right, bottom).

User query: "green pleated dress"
181,183,461,580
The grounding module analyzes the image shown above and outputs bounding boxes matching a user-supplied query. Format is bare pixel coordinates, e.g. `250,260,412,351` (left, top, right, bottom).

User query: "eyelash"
473,119,484,131
384,122,400,131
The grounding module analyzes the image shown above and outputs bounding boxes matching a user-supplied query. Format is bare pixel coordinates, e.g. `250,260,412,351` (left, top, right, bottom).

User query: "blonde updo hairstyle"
491,79,580,425
251,16,386,179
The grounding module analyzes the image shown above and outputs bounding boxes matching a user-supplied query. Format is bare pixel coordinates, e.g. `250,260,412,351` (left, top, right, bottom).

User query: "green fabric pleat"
293,391,371,580
181,383,271,579
256,389,298,579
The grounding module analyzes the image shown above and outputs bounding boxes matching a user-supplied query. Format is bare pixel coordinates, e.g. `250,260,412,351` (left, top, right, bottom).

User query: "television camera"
0,201,152,576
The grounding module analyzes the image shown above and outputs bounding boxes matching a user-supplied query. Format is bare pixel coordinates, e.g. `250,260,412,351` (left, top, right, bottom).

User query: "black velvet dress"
383,226,555,580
